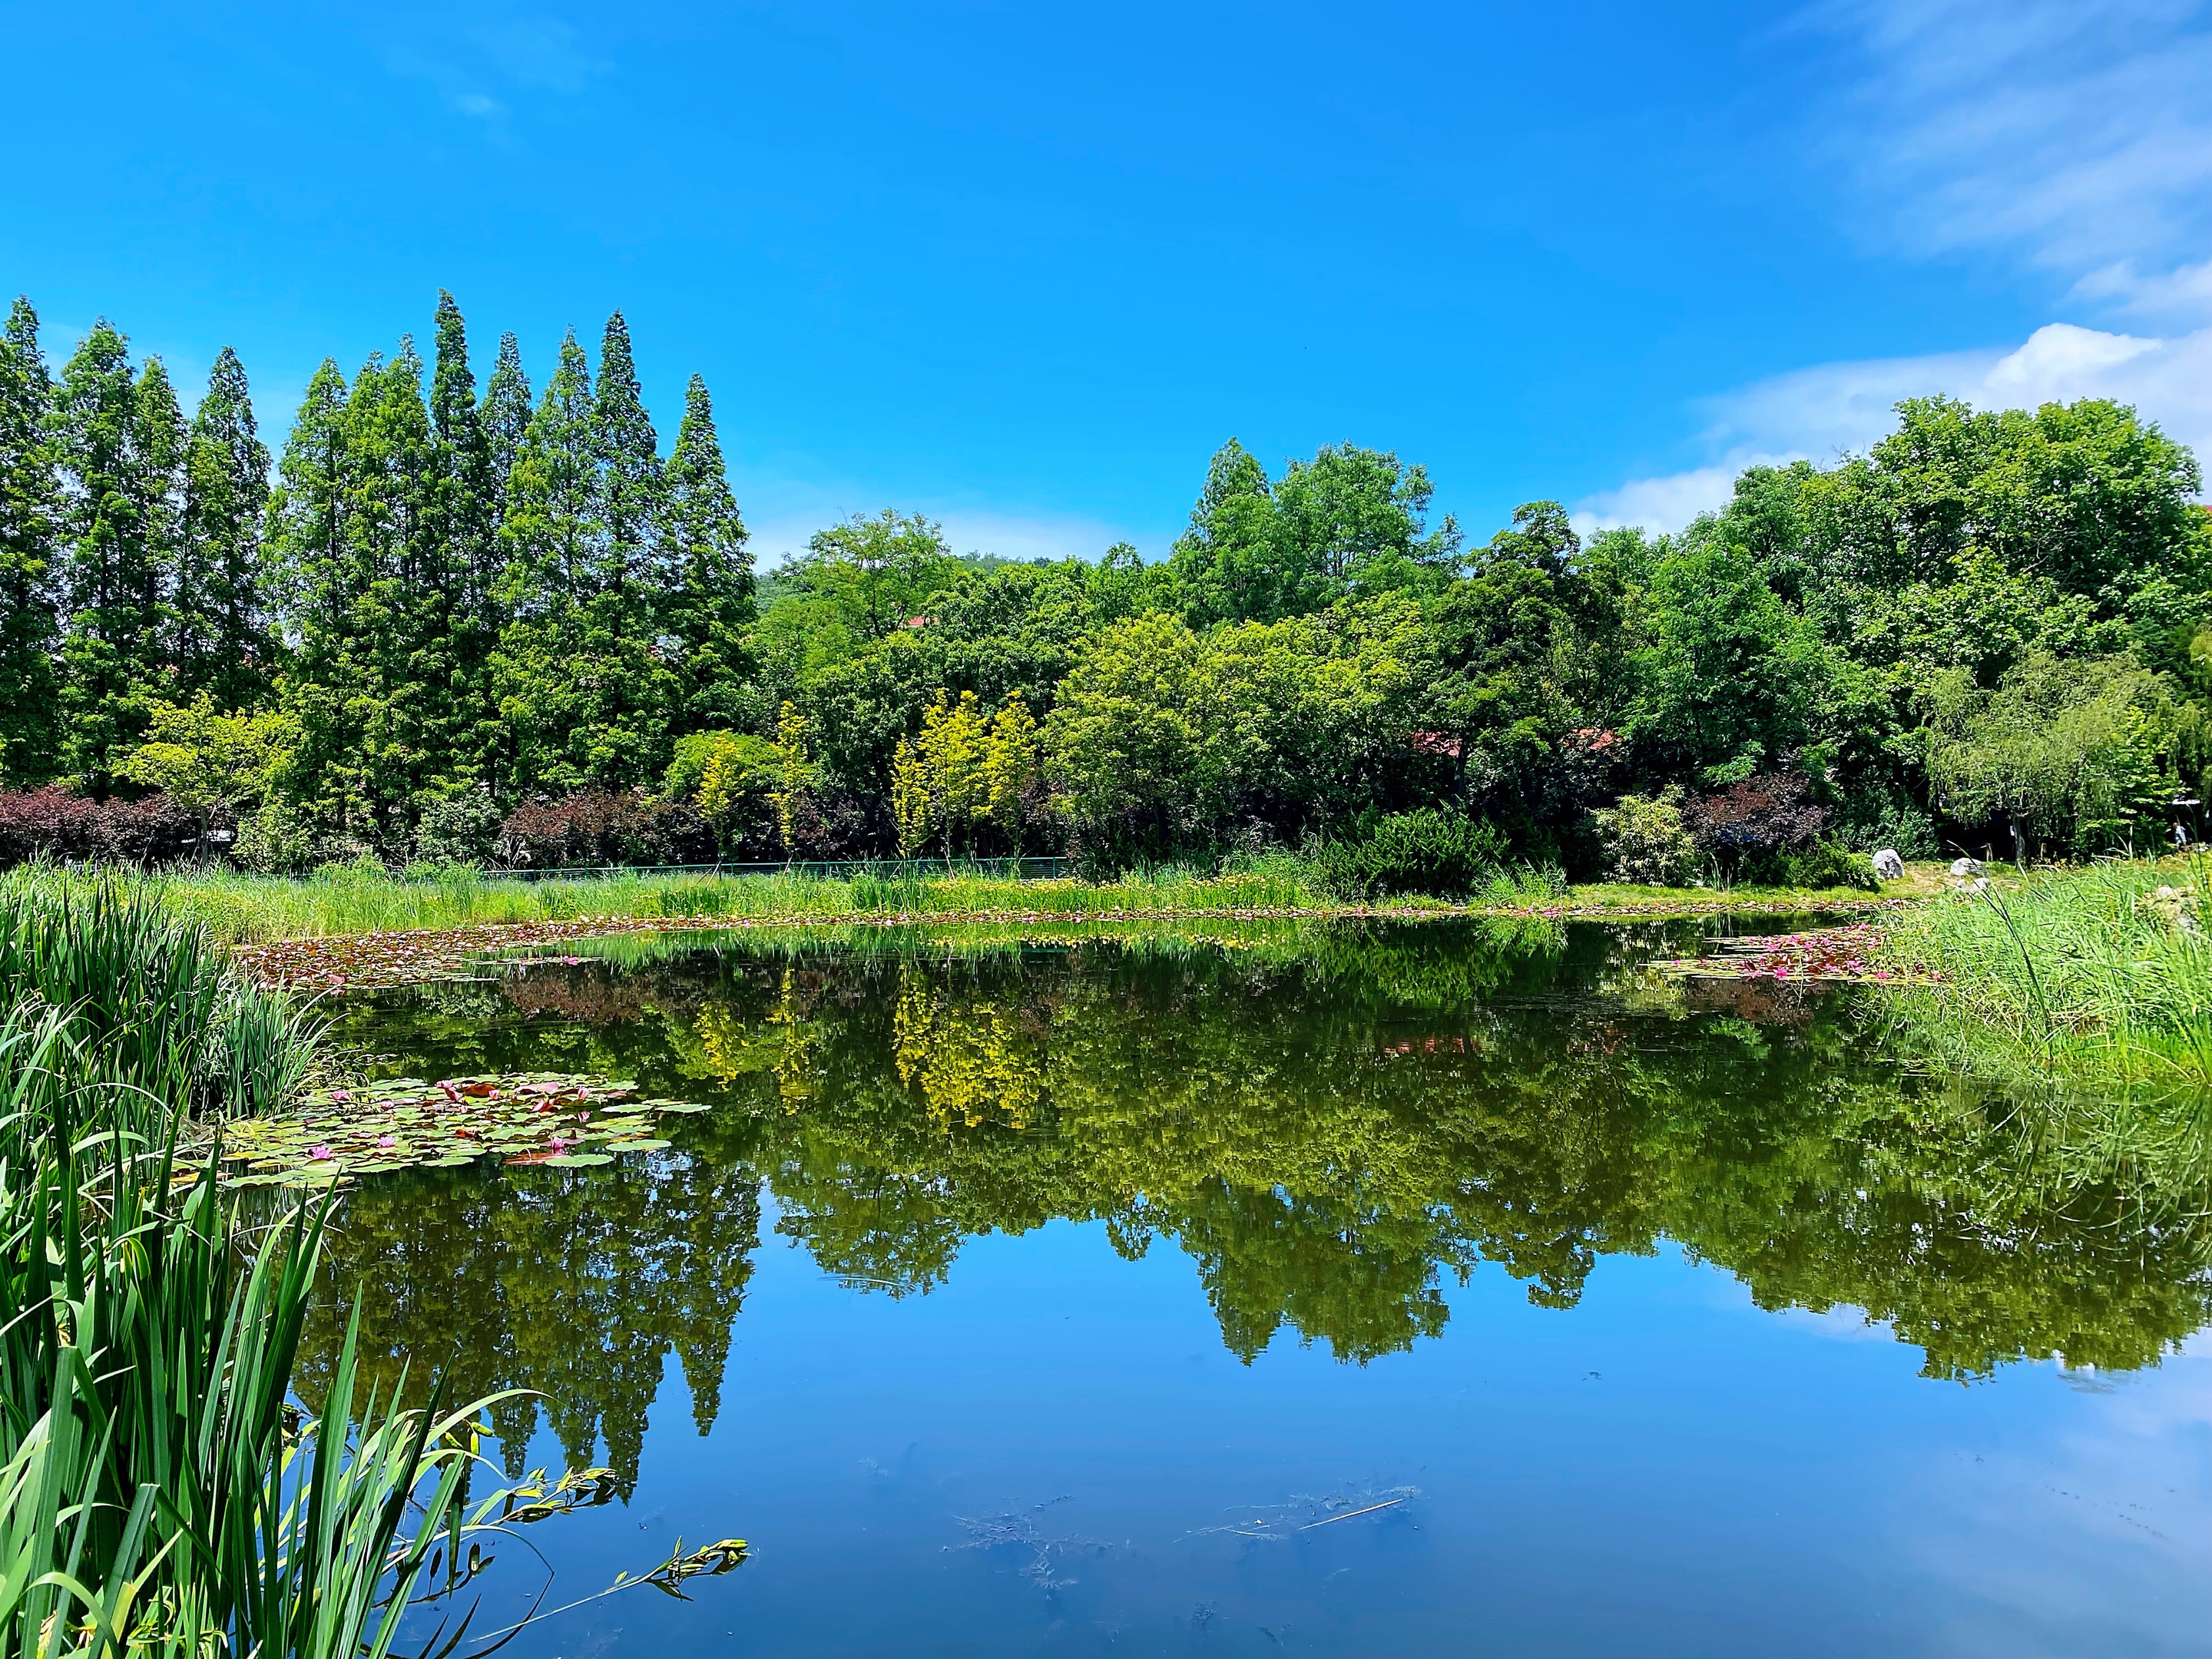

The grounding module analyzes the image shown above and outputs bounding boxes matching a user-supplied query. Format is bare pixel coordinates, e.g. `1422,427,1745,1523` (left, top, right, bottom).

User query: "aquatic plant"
1880,853,2212,1100
0,875,669,1656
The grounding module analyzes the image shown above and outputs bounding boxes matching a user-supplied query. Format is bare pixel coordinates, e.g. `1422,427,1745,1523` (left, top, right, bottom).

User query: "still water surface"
310,919,2212,1656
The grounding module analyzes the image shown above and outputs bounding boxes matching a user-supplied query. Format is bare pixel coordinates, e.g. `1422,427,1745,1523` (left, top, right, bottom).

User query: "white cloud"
1578,2,2212,536
1575,321,2212,534
1820,0,2212,295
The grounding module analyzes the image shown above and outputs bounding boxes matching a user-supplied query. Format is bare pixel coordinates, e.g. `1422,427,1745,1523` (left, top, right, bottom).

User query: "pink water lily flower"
376,1135,397,1148
309,1144,335,1161
329,1089,352,1103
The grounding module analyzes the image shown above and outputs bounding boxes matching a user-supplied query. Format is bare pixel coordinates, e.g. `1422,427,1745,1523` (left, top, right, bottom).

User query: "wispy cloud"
375,8,606,134
1581,1,2212,535
1820,0,2212,290
1575,321,2212,534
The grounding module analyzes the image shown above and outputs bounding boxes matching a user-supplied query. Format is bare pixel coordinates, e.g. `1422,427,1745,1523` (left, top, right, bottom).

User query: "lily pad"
219,1071,710,1189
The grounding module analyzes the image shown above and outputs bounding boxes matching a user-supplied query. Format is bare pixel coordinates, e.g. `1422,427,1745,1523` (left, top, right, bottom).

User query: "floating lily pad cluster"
1649,925,1940,985
220,1072,712,1187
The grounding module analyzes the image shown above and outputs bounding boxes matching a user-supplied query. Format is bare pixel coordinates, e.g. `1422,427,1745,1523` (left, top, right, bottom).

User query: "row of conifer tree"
0,292,754,842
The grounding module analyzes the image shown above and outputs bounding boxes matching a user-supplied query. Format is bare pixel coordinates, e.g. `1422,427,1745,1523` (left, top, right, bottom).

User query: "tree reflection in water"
297,919,2212,1489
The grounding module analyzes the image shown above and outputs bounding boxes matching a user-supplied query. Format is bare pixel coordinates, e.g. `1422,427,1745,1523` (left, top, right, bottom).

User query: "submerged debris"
218,1071,711,1187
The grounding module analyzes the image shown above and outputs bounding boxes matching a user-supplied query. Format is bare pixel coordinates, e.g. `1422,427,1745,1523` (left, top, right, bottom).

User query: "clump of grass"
0,868,320,1124
1881,853,2212,1101
0,873,536,1656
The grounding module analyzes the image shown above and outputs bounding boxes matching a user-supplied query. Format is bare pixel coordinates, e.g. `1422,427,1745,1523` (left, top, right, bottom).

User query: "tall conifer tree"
336,342,447,839
430,293,501,783
582,310,673,777
0,297,59,783
176,346,272,709
51,324,168,789
481,329,532,519
593,311,662,609
266,359,352,830
492,331,601,793
661,373,755,730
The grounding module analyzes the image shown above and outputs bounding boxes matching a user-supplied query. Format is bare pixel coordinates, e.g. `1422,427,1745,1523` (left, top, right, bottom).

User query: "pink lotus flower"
309,1144,334,1161
376,1135,396,1147
330,1089,352,1103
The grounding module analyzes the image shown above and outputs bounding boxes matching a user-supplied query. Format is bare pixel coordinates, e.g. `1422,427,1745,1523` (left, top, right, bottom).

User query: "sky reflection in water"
310,919,2212,1656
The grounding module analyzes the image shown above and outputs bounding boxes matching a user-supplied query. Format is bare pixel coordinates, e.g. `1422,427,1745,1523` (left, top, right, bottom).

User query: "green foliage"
892,690,1037,855
0,299,58,786
52,323,174,792
1926,651,2184,855
1626,536,1839,782
1167,439,1460,625
174,346,272,710
1773,839,1878,892
1313,809,1508,899
661,375,755,730
118,692,293,828
1,286,2208,888
1043,599,1428,858
1593,789,1698,885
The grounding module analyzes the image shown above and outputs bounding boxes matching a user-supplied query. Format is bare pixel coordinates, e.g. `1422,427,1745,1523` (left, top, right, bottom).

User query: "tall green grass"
12,850,1890,956
0,871,320,1125
0,876,518,1657
1882,854,2212,1102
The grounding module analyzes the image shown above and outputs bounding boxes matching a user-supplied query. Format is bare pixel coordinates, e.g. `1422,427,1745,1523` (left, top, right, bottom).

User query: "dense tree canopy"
0,293,2206,872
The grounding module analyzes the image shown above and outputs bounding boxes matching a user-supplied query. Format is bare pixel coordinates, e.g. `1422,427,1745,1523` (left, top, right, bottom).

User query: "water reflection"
303,919,2212,1489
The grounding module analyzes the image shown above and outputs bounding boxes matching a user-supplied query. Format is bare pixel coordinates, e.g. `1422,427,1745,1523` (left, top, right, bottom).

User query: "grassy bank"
48,856,1916,949
1880,854,2212,1104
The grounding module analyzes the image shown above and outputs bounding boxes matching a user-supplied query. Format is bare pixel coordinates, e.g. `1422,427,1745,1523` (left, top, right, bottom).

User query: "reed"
1881,853,2212,1102
0,879,509,1657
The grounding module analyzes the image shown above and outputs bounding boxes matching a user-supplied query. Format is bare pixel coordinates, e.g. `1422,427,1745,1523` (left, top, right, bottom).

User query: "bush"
495,791,717,869
1838,799,1941,861
1314,809,1509,899
1775,839,1879,891
1682,772,1827,882
1592,789,1698,885
0,787,204,866
412,788,504,866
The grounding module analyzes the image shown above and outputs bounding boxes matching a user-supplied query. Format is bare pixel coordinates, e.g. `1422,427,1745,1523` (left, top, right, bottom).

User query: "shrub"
1592,789,1698,885
412,788,505,866
496,791,717,869
1837,798,1941,861
1775,839,1879,891
0,787,204,867
1682,772,1827,882
665,730,783,855
1314,809,1509,899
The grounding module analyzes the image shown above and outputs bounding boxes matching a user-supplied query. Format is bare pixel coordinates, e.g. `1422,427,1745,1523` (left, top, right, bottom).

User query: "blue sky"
10,1,2212,563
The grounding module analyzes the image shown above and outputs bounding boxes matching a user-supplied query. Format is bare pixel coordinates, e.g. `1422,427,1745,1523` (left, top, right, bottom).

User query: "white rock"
1872,849,1905,881
1949,856,1983,877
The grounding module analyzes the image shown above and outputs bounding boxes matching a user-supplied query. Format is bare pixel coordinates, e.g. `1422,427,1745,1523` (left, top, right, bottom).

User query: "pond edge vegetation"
0,873,709,1655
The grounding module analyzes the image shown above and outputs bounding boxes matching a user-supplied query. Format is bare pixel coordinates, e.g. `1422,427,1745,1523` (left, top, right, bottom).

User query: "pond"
306,917,2212,1657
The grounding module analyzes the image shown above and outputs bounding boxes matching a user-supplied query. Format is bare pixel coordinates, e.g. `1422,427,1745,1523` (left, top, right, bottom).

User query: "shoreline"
233,892,1909,990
